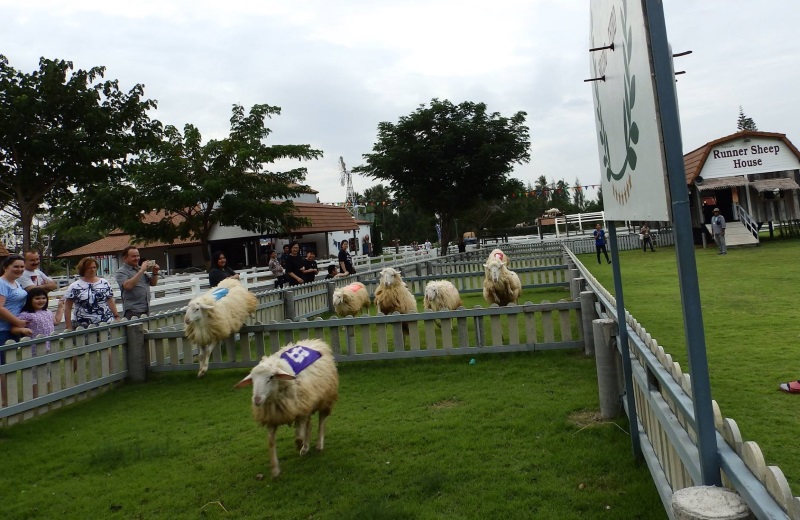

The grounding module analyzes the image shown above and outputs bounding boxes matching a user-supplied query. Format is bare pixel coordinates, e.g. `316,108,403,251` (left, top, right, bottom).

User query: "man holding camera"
115,246,160,319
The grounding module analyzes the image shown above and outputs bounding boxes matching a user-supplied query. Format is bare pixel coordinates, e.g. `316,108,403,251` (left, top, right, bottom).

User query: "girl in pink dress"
13,287,65,356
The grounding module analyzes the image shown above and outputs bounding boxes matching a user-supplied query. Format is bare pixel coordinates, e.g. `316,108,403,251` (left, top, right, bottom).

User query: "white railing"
735,203,760,240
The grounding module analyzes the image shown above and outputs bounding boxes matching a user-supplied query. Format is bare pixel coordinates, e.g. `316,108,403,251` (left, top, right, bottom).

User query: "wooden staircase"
705,221,759,248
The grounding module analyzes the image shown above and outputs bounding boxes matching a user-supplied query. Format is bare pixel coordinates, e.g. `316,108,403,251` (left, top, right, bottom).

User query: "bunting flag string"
327,185,601,207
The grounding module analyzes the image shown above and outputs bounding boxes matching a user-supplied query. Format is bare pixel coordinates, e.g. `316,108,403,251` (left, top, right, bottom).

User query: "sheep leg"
316,410,330,451
197,343,212,377
268,426,281,478
296,416,311,455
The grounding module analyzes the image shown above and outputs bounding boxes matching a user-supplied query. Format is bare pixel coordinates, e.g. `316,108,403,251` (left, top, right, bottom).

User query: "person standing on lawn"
711,208,727,255
593,223,611,264
640,223,656,252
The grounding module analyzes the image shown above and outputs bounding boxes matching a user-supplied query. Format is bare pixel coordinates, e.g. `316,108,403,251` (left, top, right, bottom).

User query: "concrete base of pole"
671,487,752,520
593,318,619,419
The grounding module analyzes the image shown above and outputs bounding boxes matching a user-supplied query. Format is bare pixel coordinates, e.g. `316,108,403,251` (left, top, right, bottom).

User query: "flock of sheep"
181,248,522,478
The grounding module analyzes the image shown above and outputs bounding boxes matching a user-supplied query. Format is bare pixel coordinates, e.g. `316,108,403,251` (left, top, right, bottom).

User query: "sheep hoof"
197,370,206,378
271,468,281,479
295,438,304,450
299,445,310,456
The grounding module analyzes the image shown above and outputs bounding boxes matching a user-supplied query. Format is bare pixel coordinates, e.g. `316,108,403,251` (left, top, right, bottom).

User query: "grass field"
579,238,800,496
0,351,665,519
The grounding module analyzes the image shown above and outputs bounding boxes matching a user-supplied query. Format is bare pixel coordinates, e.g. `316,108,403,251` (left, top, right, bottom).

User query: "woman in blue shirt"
0,254,30,362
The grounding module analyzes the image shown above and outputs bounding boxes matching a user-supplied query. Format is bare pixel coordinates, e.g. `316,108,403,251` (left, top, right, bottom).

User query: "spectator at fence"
712,207,727,255
640,223,656,252
325,265,347,280
115,246,160,319
14,287,64,355
0,255,30,356
285,242,305,286
279,244,290,270
301,250,319,284
594,223,611,265
208,251,239,288
64,257,119,330
458,240,467,253
268,250,286,289
19,251,57,293
338,240,356,276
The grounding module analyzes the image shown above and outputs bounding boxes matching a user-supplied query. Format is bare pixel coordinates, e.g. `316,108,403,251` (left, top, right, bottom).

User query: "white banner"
589,0,671,221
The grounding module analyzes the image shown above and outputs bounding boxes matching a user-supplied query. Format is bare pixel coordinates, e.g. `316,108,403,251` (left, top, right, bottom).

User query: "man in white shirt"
19,251,57,293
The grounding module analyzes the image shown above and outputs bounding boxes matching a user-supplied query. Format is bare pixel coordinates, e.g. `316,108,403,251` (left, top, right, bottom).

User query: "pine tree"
737,106,758,132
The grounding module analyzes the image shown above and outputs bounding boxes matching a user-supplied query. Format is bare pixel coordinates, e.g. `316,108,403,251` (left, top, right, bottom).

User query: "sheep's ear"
198,302,215,310
275,371,296,381
234,375,253,388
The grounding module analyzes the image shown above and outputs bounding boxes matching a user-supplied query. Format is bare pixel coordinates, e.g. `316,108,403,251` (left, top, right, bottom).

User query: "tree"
89,104,323,263
572,177,588,212
737,106,758,132
0,55,159,251
354,99,530,253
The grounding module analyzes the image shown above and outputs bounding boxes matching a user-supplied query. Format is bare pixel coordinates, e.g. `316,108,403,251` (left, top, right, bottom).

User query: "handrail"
735,203,760,240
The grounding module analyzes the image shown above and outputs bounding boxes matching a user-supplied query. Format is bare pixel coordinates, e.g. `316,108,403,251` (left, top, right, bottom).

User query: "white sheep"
234,338,339,478
482,249,522,307
423,280,463,312
184,277,257,377
374,267,417,317
332,282,371,318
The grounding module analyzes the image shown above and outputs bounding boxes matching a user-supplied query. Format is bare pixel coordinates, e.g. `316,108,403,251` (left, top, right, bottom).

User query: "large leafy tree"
354,99,530,253
0,55,159,250
88,104,323,263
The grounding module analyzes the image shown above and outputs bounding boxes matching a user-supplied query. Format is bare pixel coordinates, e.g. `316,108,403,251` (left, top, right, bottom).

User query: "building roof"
749,178,800,192
697,175,749,192
59,232,200,258
685,131,800,185
290,203,359,233
59,202,360,258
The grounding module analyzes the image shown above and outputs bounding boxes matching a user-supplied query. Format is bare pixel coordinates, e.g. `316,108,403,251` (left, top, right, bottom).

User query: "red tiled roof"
59,232,200,258
685,131,800,185
60,203,360,257
290,203,359,233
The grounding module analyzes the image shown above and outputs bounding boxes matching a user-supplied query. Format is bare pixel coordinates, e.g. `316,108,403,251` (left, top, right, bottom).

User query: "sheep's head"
332,289,345,307
379,267,402,287
486,249,508,265
484,258,506,282
234,357,295,406
184,299,215,325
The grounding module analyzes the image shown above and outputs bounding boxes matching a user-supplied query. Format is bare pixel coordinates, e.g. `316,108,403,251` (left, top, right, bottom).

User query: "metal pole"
607,222,641,459
644,0,720,486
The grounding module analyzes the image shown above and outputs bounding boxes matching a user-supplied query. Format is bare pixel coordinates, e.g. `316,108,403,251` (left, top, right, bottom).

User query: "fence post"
126,323,147,383
671,487,752,520
284,290,296,321
593,318,620,419
326,282,336,314
425,261,433,277
415,263,422,277
580,291,597,356
570,269,582,299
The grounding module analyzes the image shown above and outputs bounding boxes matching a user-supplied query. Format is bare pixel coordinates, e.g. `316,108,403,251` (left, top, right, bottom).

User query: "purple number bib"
280,345,322,375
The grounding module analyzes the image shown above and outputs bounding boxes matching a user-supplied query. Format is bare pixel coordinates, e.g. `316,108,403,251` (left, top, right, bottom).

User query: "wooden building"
684,131,800,237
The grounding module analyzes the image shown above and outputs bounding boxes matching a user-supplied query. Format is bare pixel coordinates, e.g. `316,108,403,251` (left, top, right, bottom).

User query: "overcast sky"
3,1,799,204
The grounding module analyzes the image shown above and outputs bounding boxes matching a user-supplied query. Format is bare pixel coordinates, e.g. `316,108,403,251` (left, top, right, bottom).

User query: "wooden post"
593,318,620,419
415,263,422,277
284,290,296,321
326,282,336,314
425,261,433,277
671,487,752,520
125,323,147,383
580,291,597,356
570,269,581,299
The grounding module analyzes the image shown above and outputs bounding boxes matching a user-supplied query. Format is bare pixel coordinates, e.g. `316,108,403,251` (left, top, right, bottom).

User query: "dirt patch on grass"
430,398,461,410
568,409,603,428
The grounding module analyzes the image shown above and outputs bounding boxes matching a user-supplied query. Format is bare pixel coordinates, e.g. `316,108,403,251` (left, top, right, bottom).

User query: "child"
13,287,65,356
325,265,347,280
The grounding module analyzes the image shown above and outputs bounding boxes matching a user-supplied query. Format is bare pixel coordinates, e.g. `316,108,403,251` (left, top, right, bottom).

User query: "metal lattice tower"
339,156,356,216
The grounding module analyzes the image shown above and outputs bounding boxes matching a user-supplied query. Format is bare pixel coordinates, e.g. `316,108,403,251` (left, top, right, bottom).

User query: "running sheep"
374,267,417,316
423,280,463,312
184,278,257,377
235,338,339,478
332,282,370,318
482,249,522,307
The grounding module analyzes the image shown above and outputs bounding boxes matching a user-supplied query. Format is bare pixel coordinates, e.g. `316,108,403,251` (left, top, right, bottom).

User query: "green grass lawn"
0,350,665,519
579,239,800,495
